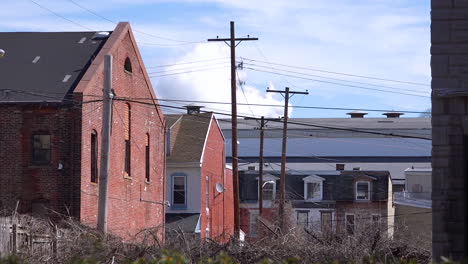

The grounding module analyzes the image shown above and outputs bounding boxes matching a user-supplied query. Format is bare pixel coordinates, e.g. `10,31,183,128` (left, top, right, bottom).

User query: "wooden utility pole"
258,116,265,216
208,21,258,239
266,87,308,231
97,54,113,233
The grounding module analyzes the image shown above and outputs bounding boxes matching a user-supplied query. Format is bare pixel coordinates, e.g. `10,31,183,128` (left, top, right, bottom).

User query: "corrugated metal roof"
226,137,431,158
0,32,109,102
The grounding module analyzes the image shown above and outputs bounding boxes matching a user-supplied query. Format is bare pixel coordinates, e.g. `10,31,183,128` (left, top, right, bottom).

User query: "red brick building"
165,107,234,242
0,22,166,240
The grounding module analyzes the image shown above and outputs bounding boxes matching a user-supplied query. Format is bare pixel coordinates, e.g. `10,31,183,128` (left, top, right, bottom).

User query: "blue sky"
0,0,431,118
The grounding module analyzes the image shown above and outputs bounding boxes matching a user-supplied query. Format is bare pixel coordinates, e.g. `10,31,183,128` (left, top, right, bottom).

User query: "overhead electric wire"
113,97,431,140
145,57,230,69
148,65,230,78
243,62,430,95
118,96,431,114
66,0,204,44
29,0,93,30
146,61,230,75
240,57,430,87
244,67,430,98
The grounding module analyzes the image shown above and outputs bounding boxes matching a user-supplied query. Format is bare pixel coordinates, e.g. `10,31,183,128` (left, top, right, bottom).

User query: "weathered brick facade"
0,22,166,240
432,0,468,259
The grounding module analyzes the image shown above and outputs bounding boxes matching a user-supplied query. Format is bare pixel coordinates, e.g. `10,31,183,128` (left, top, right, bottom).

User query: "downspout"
162,121,167,244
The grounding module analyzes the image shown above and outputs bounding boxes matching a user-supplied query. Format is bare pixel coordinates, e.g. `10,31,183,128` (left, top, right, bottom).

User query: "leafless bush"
0,212,431,263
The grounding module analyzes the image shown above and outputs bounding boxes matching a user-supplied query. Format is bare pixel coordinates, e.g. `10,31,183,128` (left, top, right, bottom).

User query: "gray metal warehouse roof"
226,137,431,158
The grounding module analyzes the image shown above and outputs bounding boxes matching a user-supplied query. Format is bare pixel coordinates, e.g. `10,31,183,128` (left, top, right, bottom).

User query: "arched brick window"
124,57,132,73
91,130,98,183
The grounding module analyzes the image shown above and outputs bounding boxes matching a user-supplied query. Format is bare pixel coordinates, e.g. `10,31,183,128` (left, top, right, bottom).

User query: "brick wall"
200,117,234,241
0,104,81,216
79,29,166,240
432,0,468,259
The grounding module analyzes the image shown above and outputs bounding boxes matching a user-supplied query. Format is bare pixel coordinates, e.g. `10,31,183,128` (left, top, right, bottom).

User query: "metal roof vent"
185,104,204,115
92,31,110,40
382,111,404,118
346,110,368,118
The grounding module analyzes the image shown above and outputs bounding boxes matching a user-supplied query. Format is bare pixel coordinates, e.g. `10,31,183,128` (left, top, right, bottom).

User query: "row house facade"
239,168,394,238
165,107,234,242
0,22,166,240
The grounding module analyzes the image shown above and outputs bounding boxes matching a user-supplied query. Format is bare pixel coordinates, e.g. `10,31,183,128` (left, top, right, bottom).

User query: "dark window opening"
124,103,131,176
124,57,132,73
346,214,355,235
32,134,51,165
297,211,309,228
321,212,332,233
145,133,150,182
173,176,186,206
91,130,98,183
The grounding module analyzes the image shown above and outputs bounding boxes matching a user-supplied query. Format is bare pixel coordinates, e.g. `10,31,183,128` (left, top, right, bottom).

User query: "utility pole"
266,87,308,232
208,21,258,240
97,54,113,233
245,116,267,216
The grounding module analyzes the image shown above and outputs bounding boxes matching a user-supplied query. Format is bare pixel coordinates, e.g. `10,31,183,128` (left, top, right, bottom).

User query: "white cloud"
154,43,288,118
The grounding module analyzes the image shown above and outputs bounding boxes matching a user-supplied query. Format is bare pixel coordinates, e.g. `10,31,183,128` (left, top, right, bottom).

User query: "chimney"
346,111,368,118
336,164,345,171
184,104,204,115
382,111,404,118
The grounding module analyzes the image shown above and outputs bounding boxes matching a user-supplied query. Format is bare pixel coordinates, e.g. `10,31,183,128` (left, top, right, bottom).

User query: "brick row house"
164,106,234,242
0,22,166,239
239,168,394,239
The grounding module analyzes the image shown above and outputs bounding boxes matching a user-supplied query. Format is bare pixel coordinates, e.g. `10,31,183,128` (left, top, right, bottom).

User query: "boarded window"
145,133,150,182
124,103,131,176
32,134,51,165
173,176,186,206
297,211,309,228
91,130,98,183
321,212,332,233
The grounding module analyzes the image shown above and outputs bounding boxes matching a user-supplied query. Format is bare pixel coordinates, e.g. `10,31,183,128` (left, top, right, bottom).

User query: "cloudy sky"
0,0,431,118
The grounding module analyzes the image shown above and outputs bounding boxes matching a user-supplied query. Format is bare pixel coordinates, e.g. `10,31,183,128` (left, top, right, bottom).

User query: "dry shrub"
0,212,430,264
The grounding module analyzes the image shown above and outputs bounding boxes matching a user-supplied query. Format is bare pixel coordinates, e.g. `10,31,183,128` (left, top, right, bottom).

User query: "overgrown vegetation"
0,214,431,263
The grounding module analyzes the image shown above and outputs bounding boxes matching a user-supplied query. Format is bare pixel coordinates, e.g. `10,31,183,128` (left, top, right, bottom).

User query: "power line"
145,57,230,69
240,57,430,87
243,62,429,95
244,67,430,98
117,96,431,114
146,61,230,75
29,0,93,30
66,0,204,44
148,66,230,78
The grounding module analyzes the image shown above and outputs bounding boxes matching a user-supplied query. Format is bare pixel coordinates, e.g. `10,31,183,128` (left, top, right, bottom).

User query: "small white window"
356,181,370,200
303,175,324,201
262,181,275,200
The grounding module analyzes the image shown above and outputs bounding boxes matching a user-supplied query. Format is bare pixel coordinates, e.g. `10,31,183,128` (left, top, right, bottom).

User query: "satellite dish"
215,183,225,193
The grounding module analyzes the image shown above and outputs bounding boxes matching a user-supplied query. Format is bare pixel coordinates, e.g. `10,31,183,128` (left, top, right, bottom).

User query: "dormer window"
356,181,370,200
303,175,324,201
257,173,279,201
124,57,132,73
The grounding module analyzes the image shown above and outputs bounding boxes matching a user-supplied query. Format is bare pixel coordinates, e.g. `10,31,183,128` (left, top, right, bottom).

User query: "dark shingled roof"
239,170,390,205
0,31,109,102
166,113,213,163
165,213,200,233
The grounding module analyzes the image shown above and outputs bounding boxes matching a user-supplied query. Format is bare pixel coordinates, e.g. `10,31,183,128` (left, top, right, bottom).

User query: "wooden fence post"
12,224,17,254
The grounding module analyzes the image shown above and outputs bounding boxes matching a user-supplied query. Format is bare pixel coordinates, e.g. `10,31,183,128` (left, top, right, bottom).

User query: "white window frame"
355,181,370,201
172,175,187,208
257,174,279,201
303,175,325,201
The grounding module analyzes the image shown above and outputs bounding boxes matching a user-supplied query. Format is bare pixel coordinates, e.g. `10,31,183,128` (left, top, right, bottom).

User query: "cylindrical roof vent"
346,110,368,118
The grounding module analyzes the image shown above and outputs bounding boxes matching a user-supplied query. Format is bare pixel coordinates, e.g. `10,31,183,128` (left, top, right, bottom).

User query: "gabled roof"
0,31,109,102
166,112,214,163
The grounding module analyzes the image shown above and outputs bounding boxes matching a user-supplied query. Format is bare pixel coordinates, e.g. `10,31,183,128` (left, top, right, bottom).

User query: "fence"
0,217,58,256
